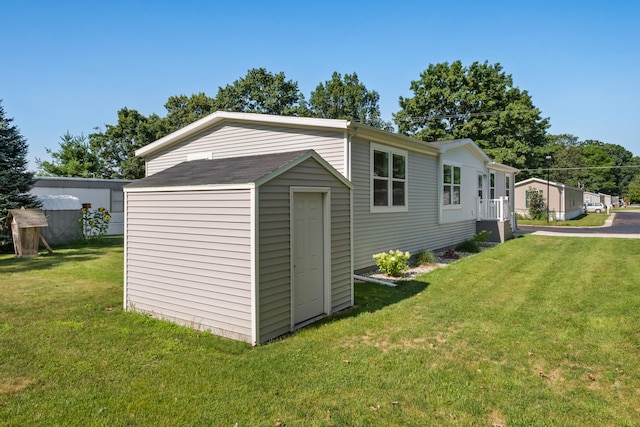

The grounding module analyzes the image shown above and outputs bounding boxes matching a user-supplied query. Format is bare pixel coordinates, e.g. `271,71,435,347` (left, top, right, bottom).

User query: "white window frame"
442,162,462,209
505,175,510,200
370,143,408,213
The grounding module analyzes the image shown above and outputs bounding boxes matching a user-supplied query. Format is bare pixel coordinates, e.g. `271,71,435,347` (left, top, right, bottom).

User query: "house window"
443,164,461,205
371,143,407,211
477,174,483,199
111,189,124,213
505,176,510,199
490,172,495,199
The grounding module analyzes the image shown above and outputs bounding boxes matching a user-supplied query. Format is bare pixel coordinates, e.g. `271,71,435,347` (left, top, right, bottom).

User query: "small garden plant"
455,239,480,253
473,230,491,244
415,249,435,265
372,249,411,277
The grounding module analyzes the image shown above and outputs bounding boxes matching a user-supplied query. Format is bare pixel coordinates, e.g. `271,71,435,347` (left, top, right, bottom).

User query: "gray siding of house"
351,137,475,271
146,123,347,177
257,157,352,342
125,190,254,342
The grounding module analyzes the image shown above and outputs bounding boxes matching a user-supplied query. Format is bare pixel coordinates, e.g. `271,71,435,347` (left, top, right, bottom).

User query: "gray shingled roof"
126,150,312,188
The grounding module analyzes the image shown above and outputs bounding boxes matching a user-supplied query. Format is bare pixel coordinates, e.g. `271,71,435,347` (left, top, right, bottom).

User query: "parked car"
585,202,607,213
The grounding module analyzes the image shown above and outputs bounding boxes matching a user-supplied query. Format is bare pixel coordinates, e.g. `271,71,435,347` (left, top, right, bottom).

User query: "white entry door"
292,191,325,325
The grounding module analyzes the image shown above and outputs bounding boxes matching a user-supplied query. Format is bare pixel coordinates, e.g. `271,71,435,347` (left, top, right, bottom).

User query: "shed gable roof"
125,150,352,190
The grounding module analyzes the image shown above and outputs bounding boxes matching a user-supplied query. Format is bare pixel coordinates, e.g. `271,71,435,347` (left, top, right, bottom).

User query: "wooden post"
39,233,54,254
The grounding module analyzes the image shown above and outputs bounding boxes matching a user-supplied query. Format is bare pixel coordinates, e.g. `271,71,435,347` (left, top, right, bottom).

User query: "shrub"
527,187,546,220
473,230,491,243
455,239,480,253
372,250,411,277
415,249,434,265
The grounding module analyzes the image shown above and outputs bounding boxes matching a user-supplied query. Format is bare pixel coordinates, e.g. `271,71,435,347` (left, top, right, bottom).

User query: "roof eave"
489,162,520,173
348,123,440,156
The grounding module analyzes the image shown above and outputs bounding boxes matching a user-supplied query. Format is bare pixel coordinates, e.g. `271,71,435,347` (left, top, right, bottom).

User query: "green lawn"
1,235,639,426
518,212,608,226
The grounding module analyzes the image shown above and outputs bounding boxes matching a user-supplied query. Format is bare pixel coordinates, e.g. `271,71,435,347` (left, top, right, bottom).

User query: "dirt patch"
488,409,507,427
0,377,35,394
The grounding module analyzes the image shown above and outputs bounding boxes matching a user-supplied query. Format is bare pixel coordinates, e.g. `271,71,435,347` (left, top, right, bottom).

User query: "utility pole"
546,155,552,222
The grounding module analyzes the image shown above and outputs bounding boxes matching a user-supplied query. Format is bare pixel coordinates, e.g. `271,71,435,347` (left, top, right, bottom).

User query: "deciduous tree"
89,108,163,179
309,71,392,130
546,135,639,196
213,68,307,116
394,61,550,170
162,92,217,133
627,175,640,203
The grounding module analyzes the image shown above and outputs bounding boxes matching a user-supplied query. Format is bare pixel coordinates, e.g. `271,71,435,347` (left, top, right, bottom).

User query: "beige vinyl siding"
146,122,347,176
258,158,352,342
351,137,475,271
125,190,254,342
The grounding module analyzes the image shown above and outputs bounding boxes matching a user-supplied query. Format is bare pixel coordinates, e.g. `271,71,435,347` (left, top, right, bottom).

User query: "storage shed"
36,195,83,245
124,150,353,345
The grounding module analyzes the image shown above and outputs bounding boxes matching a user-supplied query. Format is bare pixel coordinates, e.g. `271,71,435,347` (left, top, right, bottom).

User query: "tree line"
37,69,391,180
9,61,640,203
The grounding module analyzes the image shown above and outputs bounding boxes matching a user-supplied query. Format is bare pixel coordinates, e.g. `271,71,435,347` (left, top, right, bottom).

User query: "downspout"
346,125,358,180
346,124,358,304
512,170,521,231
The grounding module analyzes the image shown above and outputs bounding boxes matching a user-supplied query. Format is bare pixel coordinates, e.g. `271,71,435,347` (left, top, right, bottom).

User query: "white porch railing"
477,197,511,222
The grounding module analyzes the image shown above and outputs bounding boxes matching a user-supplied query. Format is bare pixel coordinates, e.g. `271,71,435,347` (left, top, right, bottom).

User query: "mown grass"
518,213,608,226
1,235,639,426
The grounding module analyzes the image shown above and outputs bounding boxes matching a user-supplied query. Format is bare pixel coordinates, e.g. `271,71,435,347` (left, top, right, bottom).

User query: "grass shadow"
311,278,430,328
0,235,123,273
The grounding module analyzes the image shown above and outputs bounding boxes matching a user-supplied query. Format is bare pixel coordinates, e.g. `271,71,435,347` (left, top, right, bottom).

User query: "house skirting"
476,220,513,243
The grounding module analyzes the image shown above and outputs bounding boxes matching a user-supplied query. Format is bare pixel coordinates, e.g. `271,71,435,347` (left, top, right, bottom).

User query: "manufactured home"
514,177,584,220
124,111,518,343
31,177,131,235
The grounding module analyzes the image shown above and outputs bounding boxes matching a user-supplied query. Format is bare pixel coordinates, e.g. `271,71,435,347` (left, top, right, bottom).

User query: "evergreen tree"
36,132,102,178
0,100,40,243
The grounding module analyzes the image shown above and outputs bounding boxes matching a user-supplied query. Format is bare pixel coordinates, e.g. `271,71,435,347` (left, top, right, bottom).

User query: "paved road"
517,210,640,238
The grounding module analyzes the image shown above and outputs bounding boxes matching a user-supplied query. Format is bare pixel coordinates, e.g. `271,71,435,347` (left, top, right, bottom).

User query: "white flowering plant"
372,249,411,277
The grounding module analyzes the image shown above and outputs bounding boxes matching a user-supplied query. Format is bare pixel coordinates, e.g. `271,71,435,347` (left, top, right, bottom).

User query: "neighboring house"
31,177,131,235
432,139,518,243
584,191,612,207
124,111,519,343
514,177,584,220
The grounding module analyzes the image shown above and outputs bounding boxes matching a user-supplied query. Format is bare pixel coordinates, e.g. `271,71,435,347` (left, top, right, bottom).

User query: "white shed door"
292,192,325,325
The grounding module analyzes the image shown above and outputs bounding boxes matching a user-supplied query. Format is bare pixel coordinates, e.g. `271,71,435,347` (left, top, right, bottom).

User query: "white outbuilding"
123,150,353,345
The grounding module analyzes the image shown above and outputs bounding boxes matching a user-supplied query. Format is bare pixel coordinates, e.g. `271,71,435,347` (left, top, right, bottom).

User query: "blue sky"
2,1,639,170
